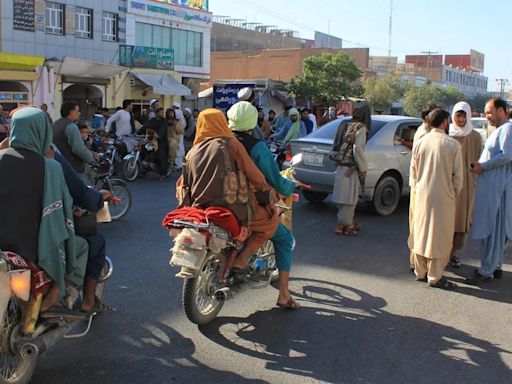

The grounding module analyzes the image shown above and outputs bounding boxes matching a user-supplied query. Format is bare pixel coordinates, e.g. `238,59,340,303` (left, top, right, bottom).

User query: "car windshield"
307,117,388,141
471,119,487,129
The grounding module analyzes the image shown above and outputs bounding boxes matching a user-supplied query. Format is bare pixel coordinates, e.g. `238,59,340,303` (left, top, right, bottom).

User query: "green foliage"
287,53,362,105
402,84,468,116
467,94,490,114
363,74,407,111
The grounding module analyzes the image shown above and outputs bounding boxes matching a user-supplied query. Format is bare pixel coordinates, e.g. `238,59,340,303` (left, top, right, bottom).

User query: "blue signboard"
213,83,255,111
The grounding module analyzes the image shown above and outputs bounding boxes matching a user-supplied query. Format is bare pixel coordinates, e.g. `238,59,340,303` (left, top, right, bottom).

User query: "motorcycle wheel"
258,241,279,283
0,300,37,384
95,257,113,303
121,158,139,182
106,179,132,221
182,256,224,325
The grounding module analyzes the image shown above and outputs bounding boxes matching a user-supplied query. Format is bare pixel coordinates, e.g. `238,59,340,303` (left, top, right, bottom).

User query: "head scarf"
227,101,258,132
352,101,372,135
284,108,301,143
449,101,473,137
193,108,236,145
10,107,53,154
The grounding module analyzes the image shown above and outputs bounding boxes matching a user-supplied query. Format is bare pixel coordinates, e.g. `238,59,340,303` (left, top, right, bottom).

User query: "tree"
468,94,490,114
402,84,467,116
287,53,362,105
363,74,407,112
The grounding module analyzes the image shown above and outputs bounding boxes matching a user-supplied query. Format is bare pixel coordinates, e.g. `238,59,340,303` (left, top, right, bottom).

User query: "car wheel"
302,190,329,204
372,176,400,216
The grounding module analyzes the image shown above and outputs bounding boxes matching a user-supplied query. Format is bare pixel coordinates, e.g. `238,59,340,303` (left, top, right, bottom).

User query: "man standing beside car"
408,108,463,289
466,98,512,284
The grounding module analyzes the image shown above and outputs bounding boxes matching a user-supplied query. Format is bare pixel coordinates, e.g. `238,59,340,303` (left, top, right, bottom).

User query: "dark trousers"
157,142,169,176
81,233,106,280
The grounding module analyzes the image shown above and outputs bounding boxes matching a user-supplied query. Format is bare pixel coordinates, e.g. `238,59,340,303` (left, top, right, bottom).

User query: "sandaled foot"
335,224,344,235
448,256,461,269
343,226,358,236
81,297,116,314
40,306,88,320
429,277,457,290
276,298,300,310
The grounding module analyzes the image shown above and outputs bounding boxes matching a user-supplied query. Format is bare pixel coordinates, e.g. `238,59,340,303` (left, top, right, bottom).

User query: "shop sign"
213,83,255,111
119,45,174,70
129,1,212,25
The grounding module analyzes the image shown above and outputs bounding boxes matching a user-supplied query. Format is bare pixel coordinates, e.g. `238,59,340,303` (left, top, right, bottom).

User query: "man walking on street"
448,101,482,268
466,98,512,284
409,108,463,290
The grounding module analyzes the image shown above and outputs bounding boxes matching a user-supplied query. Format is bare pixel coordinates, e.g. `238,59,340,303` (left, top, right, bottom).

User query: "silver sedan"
289,115,422,215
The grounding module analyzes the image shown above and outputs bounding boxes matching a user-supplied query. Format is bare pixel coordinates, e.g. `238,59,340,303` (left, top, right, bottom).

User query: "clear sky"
209,0,510,92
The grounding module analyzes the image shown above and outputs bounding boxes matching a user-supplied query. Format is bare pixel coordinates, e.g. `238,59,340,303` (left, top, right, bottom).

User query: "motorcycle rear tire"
104,179,132,221
0,299,37,384
182,257,224,325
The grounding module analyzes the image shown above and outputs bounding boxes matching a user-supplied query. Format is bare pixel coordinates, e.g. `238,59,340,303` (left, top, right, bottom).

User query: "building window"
135,22,203,67
75,7,93,38
102,12,118,41
46,2,64,35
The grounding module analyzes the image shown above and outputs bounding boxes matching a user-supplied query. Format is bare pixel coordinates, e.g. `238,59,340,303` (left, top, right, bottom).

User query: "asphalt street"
32,173,512,384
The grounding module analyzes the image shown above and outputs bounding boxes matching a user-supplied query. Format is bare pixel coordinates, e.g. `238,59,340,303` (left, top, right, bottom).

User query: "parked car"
289,115,422,216
471,117,492,142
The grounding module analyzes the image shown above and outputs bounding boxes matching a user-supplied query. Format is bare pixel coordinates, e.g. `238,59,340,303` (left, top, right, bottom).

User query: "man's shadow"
199,277,512,384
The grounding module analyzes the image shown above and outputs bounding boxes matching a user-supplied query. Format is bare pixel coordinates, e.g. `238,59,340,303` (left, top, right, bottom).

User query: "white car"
290,115,422,216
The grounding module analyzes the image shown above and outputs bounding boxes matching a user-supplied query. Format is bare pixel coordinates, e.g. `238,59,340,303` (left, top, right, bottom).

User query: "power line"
496,78,509,99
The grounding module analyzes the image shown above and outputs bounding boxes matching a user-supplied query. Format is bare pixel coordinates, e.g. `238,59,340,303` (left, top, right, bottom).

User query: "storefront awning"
49,57,126,79
0,52,45,71
131,72,191,97
198,87,213,98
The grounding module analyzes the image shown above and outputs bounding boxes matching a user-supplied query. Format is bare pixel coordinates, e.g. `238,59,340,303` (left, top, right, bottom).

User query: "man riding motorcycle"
177,108,278,277
227,101,302,309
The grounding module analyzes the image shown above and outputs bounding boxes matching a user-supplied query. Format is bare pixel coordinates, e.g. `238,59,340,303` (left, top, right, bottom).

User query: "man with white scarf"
448,101,482,268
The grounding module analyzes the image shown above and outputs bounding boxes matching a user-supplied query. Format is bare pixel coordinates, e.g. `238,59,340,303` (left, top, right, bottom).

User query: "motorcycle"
0,251,113,384
91,156,132,221
163,156,305,325
121,133,161,181
267,140,287,171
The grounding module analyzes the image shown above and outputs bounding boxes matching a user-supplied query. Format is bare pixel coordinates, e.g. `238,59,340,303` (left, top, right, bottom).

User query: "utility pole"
421,50,438,85
496,78,509,99
388,0,393,58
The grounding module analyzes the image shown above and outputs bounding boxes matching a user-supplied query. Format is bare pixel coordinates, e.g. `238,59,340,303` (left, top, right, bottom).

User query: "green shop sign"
119,45,174,70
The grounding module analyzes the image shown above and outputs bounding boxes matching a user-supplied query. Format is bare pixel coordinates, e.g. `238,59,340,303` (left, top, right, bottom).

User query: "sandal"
429,277,457,290
82,297,116,314
276,298,300,310
40,306,88,320
343,226,358,236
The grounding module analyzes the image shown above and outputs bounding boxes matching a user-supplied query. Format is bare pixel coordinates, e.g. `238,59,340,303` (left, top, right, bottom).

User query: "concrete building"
0,0,127,119
122,0,212,115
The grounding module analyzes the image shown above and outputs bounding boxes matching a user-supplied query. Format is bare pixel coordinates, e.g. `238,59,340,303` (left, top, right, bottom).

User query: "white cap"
184,107,192,114
173,101,181,109
237,87,253,101
149,99,158,106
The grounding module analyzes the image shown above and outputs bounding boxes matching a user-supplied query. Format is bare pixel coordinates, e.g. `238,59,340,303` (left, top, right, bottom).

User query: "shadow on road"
199,277,512,384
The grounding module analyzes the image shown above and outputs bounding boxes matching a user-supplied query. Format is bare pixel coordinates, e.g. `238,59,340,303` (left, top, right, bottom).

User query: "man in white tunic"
408,108,463,289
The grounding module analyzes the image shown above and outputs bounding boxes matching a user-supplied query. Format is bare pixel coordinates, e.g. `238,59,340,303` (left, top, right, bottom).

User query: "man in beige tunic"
408,105,438,270
447,101,482,268
408,108,463,289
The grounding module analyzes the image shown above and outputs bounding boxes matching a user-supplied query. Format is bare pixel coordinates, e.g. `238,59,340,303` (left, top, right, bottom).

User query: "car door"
393,122,420,187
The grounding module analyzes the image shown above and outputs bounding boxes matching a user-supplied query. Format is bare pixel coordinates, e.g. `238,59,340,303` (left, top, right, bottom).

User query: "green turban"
288,108,299,117
227,101,258,132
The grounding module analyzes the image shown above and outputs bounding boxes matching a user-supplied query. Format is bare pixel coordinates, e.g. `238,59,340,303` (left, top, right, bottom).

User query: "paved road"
33,174,512,384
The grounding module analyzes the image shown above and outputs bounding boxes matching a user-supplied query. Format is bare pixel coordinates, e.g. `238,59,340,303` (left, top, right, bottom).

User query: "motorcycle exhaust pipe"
19,324,71,359
214,281,251,302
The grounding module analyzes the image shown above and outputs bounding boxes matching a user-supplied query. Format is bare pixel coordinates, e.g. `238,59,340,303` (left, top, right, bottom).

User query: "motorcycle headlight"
10,269,31,301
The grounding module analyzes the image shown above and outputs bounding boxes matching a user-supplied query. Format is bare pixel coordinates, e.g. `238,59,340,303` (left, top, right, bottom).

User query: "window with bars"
102,12,118,41
46,2,64,35
75,7,93,38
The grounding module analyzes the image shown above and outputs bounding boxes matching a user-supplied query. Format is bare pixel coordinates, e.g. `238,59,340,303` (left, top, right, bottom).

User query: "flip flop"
429,277,457,290
82,297,116,314
276,298,300,310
